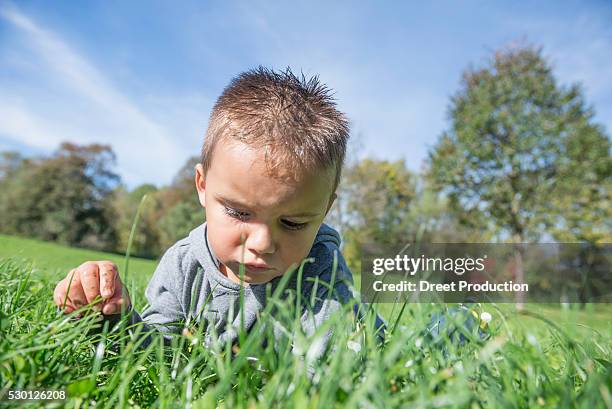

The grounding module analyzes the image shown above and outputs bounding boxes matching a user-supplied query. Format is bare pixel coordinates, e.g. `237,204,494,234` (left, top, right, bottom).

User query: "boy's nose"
246,223,276,255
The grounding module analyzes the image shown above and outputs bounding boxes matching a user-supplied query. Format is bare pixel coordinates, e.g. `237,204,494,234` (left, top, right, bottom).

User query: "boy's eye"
281,219,307,231
224,206,250,221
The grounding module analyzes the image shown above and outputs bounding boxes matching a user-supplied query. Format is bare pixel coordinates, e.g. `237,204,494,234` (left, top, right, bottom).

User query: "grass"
0,236,610,408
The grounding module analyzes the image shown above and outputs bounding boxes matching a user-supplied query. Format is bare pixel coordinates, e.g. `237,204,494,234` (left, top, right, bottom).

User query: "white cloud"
0,4,195,187
0,99,65,150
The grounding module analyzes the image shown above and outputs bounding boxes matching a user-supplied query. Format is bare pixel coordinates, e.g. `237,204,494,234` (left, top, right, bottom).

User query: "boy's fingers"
102,302,117,315
53,279,72,310
79,263,101,308
102,297,128,315
101,285,130,315
53,261,122,315
66,274,87,308
54,286,76,314
53,279,66,306
99,261,118,299
58,302,75,314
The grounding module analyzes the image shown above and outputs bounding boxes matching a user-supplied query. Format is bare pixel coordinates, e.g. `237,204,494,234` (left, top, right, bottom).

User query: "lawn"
0,235,610,408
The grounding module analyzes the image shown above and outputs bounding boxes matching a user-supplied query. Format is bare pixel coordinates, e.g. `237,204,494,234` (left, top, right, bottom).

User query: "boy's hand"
53,261,131,316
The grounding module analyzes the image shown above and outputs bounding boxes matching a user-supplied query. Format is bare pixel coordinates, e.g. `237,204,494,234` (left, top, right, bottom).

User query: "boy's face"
195,141,336,285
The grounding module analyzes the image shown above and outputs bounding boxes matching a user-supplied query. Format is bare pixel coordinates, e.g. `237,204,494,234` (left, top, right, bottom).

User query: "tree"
0,151,27,180
156,156,203,251
405,183,491,244
337,159,417,272
109,156,203,258
158,201,204,249
0,142,119,250
549,122,611,244
427,43,611,303
111,183,162,258
428,43,611,243
333,158,487,273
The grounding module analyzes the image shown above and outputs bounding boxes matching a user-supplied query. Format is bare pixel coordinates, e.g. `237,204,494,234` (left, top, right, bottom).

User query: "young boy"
53,67,384,350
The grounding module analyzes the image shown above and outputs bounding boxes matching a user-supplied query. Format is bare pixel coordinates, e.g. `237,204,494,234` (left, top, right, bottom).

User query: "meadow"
0,234,610,408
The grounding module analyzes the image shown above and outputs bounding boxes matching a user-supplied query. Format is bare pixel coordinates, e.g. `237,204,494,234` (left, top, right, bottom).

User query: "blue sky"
1,1,611,188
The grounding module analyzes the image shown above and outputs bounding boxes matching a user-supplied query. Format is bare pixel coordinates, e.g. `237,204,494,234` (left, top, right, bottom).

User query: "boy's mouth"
243,263,273,274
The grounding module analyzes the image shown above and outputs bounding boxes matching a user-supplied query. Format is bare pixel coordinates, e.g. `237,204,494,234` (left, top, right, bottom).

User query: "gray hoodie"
125,222,384,352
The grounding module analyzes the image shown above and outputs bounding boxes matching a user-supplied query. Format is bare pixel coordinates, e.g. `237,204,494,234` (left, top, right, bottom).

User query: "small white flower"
527,333,538,346
404,359,414,368
415,337,423,348
347,340,361,353
480,311,492,324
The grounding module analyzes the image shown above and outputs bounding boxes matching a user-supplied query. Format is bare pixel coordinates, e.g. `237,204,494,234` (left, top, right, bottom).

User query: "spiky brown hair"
201,67,350,192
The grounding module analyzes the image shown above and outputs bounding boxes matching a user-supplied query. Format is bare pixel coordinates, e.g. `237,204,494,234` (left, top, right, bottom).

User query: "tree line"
1,44,610,274
0,144,202,259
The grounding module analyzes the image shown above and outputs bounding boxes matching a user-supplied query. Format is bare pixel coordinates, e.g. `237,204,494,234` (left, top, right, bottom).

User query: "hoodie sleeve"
115,242,191,347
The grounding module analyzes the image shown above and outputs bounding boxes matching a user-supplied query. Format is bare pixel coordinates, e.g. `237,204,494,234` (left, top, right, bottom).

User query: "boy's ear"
194,164,206,208
324,192,337,216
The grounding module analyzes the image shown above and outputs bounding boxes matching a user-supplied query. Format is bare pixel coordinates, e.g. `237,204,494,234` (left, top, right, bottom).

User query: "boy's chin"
222,263,282,285
242,268,285,284
242,275,277,285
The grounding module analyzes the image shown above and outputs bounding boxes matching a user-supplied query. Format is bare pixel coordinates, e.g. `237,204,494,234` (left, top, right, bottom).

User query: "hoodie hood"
313,223,341,248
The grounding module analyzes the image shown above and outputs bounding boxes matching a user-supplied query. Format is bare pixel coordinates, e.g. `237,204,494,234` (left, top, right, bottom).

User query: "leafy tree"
169,156,200,200
549,124,611,244
158,201,204,249
427,43,611,303
333,157,487,273
428,43,611,244
109,156,203,258
337,159,417,272
406,184,491,244
0,142,119,250
111,184,162,258
155,156,203,251
0,151,27,179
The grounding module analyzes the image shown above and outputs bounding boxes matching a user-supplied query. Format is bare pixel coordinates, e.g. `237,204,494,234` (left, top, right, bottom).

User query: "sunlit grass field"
1,234,610,408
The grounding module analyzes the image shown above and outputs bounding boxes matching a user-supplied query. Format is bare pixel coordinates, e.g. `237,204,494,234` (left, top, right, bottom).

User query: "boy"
53,67,384,350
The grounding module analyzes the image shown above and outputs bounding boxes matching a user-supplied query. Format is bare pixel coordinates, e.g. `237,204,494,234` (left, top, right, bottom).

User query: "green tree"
110,156,203,258
111,184,162,258
156,156,203,251
0,151,27,179
0,142,119,250
406,184,491,244
337,159,417,272
158,201,204,249
428,43,611,244
549,124,611,244
333,158,487,273
427,44,611,303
